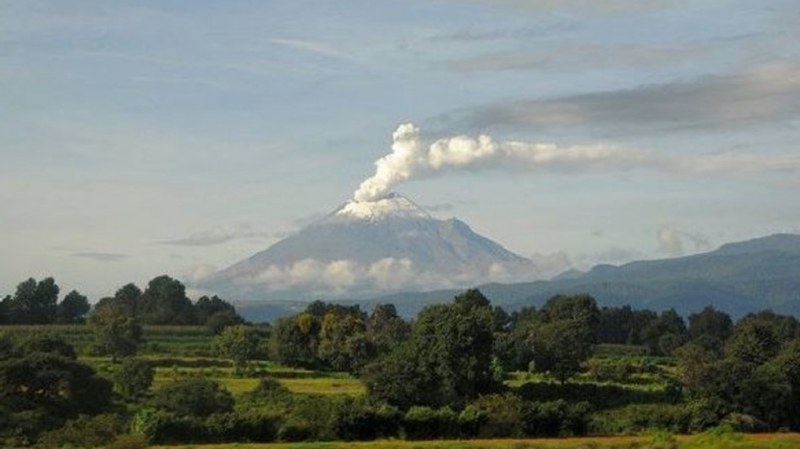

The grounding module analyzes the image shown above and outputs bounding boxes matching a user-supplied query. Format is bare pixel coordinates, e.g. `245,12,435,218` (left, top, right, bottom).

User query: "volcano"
199,193,539,301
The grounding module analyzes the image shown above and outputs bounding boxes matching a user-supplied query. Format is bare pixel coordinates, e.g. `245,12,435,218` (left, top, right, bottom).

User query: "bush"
589,403,695,434
522,400,592,437
403,406,460,439
106,434,149,449
470,394,524,438
115,358,154,399
37,414,124,448
333,397,401,440
151,378,234,417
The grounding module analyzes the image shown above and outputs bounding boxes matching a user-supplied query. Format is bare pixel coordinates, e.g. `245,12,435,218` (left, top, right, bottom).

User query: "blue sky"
2,0,800,299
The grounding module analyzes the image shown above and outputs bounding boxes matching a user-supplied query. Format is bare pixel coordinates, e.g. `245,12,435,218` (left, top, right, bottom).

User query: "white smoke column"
353,123,655,201
353,123,800,202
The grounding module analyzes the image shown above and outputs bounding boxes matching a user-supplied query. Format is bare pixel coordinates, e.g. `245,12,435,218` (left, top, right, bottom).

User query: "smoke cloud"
353,123,800,201
353,123,650,201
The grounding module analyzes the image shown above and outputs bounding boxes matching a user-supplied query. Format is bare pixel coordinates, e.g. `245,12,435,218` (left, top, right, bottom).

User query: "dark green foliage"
151,378,234,417
319,312,373,373
16,333,77,358
38,413,124,448
270,314,321,368
56,290,91,324
114,358,154,399
368,303,410,355
332,397,401,440
589,401,723,434
524,295,600,382
402,406,460,439
2,278,59,324
689,305,733,342
515,381,677,409
139,275,195,325
640,308,688,355
195,295,244,332
90,302,142,361
598,305,658,345
0,337,112,445
214,324,263,371
531,319,594,383
725,319,780,364
269,301,379,372
205,309,245,334
364,290,496,409
676,312,800,430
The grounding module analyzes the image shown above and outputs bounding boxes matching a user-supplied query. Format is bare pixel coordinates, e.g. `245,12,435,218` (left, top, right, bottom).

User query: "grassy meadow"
150,432,800,449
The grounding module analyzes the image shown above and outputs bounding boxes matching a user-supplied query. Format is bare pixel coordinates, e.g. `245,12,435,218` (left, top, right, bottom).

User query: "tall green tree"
4,277,60,324
364,289,496,408
214,324,262,372
138,275,194,325
368,304,410,355
114,358,154,400
56,290,91,324
89,303,142,362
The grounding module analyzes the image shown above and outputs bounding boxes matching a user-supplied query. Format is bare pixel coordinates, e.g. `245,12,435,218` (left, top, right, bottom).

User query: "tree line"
4,279,800,446
0,275,243,330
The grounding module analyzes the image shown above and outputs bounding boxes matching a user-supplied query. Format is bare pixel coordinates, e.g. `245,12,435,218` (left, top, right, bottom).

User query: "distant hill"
366,233,800,318
233,233,800,321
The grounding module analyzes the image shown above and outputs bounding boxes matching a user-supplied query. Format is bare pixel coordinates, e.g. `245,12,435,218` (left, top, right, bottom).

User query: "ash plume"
353,123,800,201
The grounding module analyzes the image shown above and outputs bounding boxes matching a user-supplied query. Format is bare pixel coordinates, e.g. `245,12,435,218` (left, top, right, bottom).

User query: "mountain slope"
201,193,538,301
359,233,800,318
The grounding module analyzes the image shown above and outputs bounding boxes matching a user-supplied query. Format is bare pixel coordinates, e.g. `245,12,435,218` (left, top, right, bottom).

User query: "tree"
270,314,320,368
214,324,262,372
138,275,194,325
689,306,733,343
725,319,780,364
539,294,600,329
151,378,234,417
319,312,373,373
3,277,60,324
368,304,410,355
115,358,154,400
364,290,496,408
0,337,112,443
640,309,687,355
194,295,243,329
90,303,142,362
57,290,91,324
531,319,594,383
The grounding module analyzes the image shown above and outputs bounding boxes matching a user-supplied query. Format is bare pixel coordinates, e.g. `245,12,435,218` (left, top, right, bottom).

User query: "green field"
151,433,800,449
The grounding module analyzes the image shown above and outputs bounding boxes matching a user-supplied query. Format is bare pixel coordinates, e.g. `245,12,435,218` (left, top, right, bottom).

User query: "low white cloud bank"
228,257,533,294
353,123,800,202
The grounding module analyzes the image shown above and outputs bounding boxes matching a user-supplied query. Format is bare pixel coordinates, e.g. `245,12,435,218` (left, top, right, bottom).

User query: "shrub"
333,397,401,440
470,394,525,438
115,358,154,399
403,406,460,439
522,400,592,437
38,414,124,448
106,434,149,449
151,378,234,417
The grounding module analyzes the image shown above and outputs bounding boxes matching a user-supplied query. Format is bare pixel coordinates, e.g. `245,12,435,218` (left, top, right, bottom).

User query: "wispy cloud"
462,0,687,16
657,223,712,256
443,64,800,134
446,42,710,73
267,38,362,65
160,225,273,247
71,252,128,262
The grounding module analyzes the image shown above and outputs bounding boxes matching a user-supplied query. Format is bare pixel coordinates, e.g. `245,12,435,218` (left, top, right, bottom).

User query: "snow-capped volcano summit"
335,193,430,221
199,193,539,301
